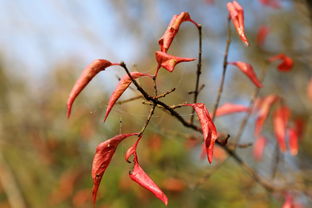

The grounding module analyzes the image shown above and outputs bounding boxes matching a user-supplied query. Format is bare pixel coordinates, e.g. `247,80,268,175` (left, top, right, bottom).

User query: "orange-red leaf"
256,25,269,47
259,0,281,9
91,133,138,205
227,1,249,46
155,51,196,75
273,105,290,152
104,72,152,121
255,95,279,136
288,127,298,155
127,136,168,206
216,103,249,117
184,103,217,163
269,54,293,71
228,61,263,88
307,78,312,102
159,12,199,52
67,59,118,118
253,136,267,161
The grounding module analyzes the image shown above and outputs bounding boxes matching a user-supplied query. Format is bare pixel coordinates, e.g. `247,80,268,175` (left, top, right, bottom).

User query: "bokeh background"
0,0,311,207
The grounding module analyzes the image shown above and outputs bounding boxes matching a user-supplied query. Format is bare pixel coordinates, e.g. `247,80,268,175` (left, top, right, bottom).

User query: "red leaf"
227,1,249,46
253,136,267,161
129,159,168,206
269,54,293,71
127,137,168,206
273,105,290,152
256,25,269,47
216,103,249,117
294,118,305,139
184,103,218,163
104,72,152,121
67,59,119,118
259,0,281,9
288,127,298,156
228,61,263,88
91,133,139,205
155,51,196,75
307,78,312,102
255,95,279,136
159,12,199,53
282,194,295,208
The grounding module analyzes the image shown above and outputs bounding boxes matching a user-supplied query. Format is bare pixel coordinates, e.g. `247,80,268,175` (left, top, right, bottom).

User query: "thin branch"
117,95,143,104
154,88,175,99
120,62,284,194
212,19,232,121
139,104,156,136
190,25,203,124
232,65,268,147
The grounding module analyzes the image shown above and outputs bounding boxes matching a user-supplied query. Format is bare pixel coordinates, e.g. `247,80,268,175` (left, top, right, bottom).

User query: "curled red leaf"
255,95,279,136
227,1,249,46
104,72,153,121
269,54,293,71
91,133,138,205
256,25,269,47
184,103,217,163
259,0,281,9
253,136,267,161
273,105,290,152
159,12,199,53
216,103,249,117
228,61,263,88
127,137,168,206
155,51,196,75
67,59,119,118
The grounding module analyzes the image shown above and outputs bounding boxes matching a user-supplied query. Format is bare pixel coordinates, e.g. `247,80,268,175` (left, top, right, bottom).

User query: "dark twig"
154,88,176,99
188,84,205,95
139,104,156,136
120,62,280,194
212,19,232,121
190,25,203,124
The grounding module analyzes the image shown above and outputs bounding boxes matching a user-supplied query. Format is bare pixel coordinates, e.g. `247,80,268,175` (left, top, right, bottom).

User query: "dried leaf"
127,136,168,206
255,95,279,136
184,103,217,163
159,12,199,52
269,54,293,71
216,103,250,117
91,133,139,205
104,72,152,121
228,61,263,88
67,59,118,118
155,51,196,75
273,105,290,152
227,1,249,46
253,136,267,161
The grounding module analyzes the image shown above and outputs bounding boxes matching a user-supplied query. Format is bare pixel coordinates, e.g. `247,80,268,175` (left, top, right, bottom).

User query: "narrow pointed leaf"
127,136,168,206
159,12,199,52
269,54,293,71
273,105,290,152
255,95,279,136
184,103,217,163
91,133,138,205
104,72,152,121
216,103,250,117
67,59,118,118
155,51,196,73
227,1,249,46
228,61,263,88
